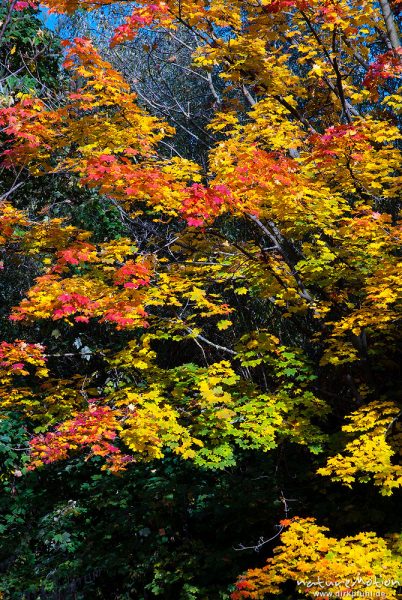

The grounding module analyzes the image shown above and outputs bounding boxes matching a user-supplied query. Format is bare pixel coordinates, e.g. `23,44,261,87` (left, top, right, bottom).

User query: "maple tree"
233,517,402,599
0,0,401,596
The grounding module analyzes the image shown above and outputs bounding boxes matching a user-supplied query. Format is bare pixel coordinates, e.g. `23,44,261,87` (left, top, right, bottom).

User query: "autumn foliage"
0,0,402,595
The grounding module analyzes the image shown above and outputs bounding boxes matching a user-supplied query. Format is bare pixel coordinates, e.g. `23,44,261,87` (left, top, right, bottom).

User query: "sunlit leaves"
29,403,132,472
317,402,402,495
233,518,402,599
0,0,402,596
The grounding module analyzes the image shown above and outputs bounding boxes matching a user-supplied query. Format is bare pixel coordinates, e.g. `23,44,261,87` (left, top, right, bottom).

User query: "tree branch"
378,0,401,50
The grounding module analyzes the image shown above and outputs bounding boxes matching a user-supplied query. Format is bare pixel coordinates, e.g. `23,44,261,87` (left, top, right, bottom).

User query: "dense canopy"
0,0,401,597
